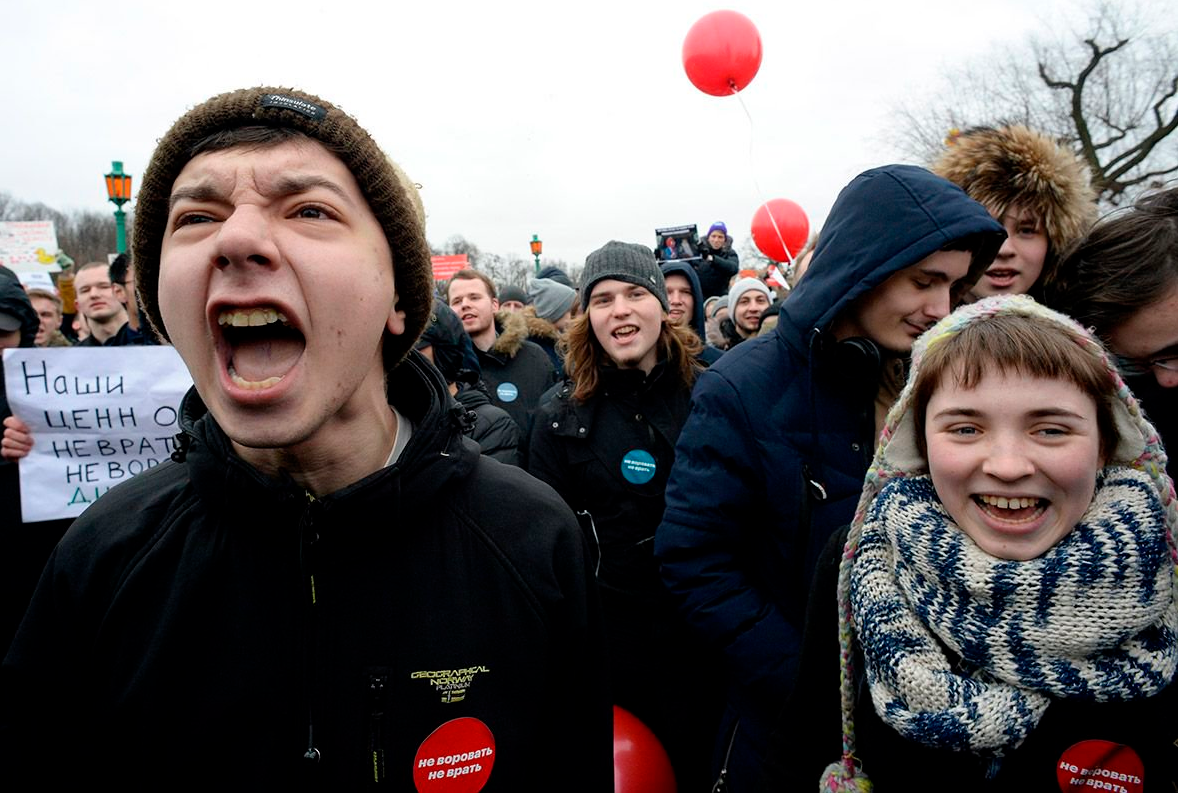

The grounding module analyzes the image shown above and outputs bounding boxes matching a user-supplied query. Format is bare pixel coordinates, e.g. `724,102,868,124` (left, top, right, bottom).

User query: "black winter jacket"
1,352,613,790
695,235,740,298
527,362,724,790
476,311,556,436
455,382,521,466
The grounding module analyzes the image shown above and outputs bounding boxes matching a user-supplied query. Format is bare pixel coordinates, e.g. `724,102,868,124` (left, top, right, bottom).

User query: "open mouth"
217,307,305,390
612,325,639,341
985,268,1018,285
973,494,1046,524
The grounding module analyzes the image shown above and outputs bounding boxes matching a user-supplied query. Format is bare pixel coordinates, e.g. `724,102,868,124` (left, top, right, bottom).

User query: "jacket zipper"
299,492,322,770
368,672,388,782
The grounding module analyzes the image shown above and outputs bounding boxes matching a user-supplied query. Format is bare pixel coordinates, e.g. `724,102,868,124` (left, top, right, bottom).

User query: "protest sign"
3,347,192,522
431,254,469,281
0,220,60,274
654,225,700,263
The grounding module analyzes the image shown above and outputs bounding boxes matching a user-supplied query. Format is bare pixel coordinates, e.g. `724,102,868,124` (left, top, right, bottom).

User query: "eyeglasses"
1113,353,1178,378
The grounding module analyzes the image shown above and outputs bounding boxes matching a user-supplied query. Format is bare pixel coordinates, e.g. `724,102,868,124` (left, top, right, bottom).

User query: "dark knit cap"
497,284,530,306
132,86,433,369
580,241,668,311
536,266,574,289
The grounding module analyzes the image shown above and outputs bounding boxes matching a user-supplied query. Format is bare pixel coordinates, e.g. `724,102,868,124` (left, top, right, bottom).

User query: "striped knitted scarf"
853,470,1178,755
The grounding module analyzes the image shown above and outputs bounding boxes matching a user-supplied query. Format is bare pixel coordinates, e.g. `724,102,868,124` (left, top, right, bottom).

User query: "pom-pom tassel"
820,758,872,792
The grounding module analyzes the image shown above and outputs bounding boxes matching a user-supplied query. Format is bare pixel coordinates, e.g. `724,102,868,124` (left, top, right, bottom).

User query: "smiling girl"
760,295,1177,791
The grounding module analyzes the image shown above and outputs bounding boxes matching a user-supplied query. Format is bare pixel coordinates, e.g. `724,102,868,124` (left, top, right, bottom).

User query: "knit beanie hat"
727,276,772,309
707,221,727,237
820,294,1177,791
527,278,577,323
497,284,530,306
932,125,1097,255
132,86,433,370
537,265,575,289
580,241,668,311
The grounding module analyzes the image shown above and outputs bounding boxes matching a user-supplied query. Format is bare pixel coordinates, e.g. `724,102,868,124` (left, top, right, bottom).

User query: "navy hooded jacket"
659,261,723,365
654,165,1003,786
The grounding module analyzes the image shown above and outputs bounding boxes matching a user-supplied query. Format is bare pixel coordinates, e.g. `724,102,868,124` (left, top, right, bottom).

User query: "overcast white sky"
0,0,1133,269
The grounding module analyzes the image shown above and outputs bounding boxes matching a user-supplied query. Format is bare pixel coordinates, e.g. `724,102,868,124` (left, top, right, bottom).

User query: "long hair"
560,313,703,402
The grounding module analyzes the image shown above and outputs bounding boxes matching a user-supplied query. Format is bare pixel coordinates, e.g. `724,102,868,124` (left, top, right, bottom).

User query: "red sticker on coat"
413,717,496,792
1056,740,1143,793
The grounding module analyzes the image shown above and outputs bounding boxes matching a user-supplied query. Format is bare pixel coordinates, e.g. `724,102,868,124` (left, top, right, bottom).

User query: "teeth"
228,365,283,390
217,308,288,327
979,495,1039,510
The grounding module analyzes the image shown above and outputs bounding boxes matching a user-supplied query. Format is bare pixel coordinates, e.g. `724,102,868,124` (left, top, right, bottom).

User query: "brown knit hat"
132,86,432,369
932,125,1097,257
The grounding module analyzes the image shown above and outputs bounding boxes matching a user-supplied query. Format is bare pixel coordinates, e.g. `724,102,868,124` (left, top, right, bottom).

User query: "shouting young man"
1,87,611,789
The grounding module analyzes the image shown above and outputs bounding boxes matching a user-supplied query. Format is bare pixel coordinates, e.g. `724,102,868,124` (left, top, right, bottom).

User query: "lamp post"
530,234,543,275
105,161,133,254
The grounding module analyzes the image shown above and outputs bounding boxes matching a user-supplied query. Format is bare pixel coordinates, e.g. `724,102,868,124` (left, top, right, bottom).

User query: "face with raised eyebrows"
158,138,405,457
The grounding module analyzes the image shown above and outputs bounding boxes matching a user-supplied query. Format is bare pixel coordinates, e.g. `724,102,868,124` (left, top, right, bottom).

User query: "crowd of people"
1,85,1176,791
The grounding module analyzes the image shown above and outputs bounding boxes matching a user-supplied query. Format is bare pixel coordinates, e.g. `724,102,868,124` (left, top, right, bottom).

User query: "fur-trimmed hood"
520,307,561,343
491,308,532,358
932,124,1097,255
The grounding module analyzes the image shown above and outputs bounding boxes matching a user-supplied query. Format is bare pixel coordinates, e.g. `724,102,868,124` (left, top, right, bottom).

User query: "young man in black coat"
1,87,612,790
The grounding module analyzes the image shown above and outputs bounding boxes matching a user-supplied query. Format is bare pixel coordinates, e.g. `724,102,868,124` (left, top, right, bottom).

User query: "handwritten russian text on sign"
0,220,60,273
3,347,192,522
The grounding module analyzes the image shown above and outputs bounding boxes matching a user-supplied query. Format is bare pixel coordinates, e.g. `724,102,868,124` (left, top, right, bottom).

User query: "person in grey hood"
655,164,1004,791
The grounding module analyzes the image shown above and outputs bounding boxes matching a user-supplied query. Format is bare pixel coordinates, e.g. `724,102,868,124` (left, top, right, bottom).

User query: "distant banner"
0,220,61,274
3,347,193,522
431,254,469,281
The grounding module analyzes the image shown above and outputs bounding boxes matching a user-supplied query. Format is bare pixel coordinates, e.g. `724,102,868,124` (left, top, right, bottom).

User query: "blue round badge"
496,382,519,403
620,449,657,484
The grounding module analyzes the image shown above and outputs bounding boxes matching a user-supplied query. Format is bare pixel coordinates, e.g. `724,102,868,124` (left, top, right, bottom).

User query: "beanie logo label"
260,94,326,121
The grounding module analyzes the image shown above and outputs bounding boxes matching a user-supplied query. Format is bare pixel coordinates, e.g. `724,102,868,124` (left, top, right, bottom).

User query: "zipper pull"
368,673,388,782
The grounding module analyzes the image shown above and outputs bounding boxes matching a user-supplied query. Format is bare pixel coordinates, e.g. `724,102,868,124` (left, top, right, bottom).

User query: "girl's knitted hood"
821,294,1178,791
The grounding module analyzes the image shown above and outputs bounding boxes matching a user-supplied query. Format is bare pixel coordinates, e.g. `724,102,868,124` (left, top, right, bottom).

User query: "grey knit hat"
727,276,772,309
132,86,432,370
527,278,577,323
580,241,668,311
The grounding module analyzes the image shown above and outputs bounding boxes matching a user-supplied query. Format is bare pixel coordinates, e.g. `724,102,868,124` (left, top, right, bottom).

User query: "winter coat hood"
659,260,707,338
779,165,1005,352
0,266,38,348
491,309,532,358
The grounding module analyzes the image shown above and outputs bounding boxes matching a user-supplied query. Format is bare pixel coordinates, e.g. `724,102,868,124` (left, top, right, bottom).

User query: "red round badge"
413,717,496,793
1056,740,1143,793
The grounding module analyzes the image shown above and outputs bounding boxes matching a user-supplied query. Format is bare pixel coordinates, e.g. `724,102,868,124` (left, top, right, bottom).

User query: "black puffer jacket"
455,382,521,466
2,352,613,789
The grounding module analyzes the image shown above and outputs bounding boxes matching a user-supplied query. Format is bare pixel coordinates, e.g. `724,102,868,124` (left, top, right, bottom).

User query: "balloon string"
731,83,794,267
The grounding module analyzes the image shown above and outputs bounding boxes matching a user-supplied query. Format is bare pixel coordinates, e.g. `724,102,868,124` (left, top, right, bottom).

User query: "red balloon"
613,706,677,793
751,199,810,262
682,11,763,96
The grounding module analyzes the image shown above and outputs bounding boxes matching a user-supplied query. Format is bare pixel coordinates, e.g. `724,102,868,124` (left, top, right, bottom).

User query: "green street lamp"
105,161,133,254
530,234,543,275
